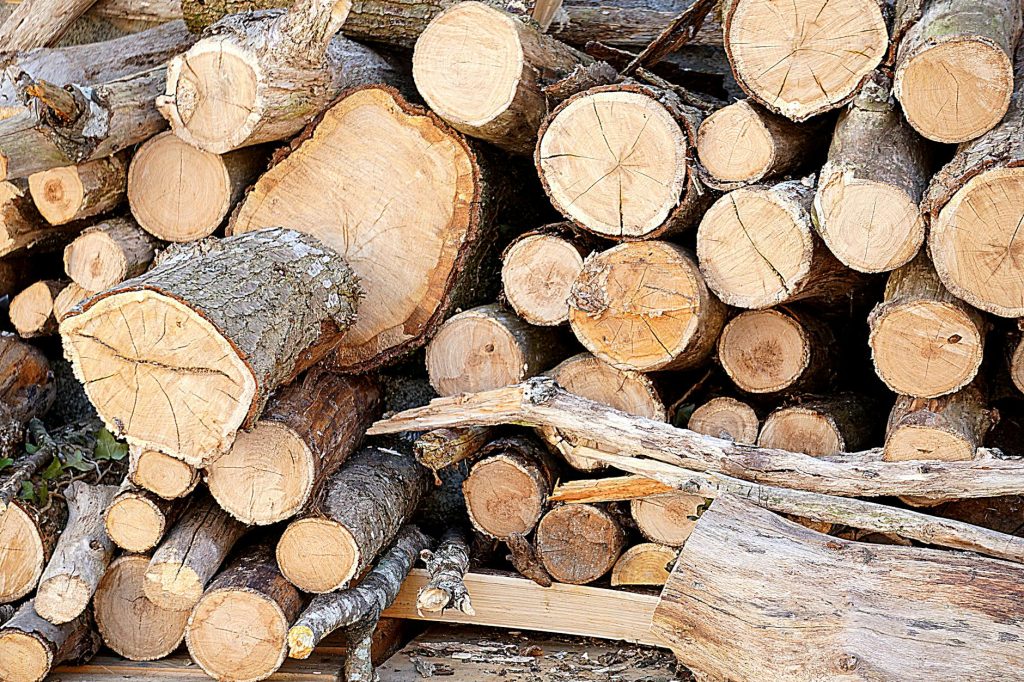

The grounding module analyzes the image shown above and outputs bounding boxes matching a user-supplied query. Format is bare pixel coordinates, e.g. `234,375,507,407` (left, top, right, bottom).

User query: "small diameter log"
697,180,863,309
696,99,818,188
462,436,557,540
185,544,303,682
103,483,180,553
52,282,93,323
0,0,99,51
10,279,64,337
813,72,932,273
501,228,586,326
569,242,726,372
537,82,708,240
128,132,266,243
276,445,431,593
413,1,587,154
535,504,625,584
610,543,676,587
416,527,473,615
28,153,126,226
688,397,759,445
868,252,987,398
721,0,887,121
230,86,500,374
206,371,382,525
885,384,996,462
144,494,247,611
0,600,100,682
93,554,189,661
60,228,360,464
127,447,198,499
62,217,157,292
158,1,400,154
0,180,79,257
631,491,707,547
426,304,566,397
758,396,876,457
414,426,493,475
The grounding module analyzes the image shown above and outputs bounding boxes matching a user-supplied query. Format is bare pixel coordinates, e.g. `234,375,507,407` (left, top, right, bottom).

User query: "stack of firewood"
0,0,1023,680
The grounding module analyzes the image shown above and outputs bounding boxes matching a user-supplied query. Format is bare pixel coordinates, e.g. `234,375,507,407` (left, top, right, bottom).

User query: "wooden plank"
383,569,666,648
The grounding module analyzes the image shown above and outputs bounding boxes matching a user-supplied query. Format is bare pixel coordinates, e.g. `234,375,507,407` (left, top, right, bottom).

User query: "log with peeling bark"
277,445,431,593
688,397,759,444
143,494,246,611
416,527,473,616
535,503,625,584
103,482,180,553
501,226,588,326
0,599,100,682
885,383,996,462
758,395,877,457
62,218,157,292
413,1,587,154
0,180,79,258
206,370,382,525
185,544,303,682
28,153,127,226
813,72,932,273
868,252,987,398
413,426,493,477
0,0,100,51
230,86,503,374
610,543,675,587
34,481,119,624
631,491,707,547
93,554,190,661
60,228,360,464
127,447,198,499
10,279,66,337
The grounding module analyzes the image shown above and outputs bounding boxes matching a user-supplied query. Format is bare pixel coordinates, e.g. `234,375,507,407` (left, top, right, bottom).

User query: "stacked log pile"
0,0,1023,680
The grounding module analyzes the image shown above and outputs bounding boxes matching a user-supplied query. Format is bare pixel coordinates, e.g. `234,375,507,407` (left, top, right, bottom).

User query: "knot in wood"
837,653,859,671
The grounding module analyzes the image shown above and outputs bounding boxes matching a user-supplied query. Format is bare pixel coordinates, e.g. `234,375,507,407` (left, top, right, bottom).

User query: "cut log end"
885,425,974,463
464,455,547,540
286,625,315,660
131,449,198,499
27,166,86,226
10,281,61,338
0,631,50,682
535,504,624,585
276,518,358,593
33,575,91,625
144,563,203,611
758,407,843,456
0,502,45,603
697,101,776,183
186,589,289,682
53,283,94,323
610,543,676,586
688,397,759,445
718,309,811,394
104,494,167,553
62,232,123,291
631,492,704,547
501,234,584,326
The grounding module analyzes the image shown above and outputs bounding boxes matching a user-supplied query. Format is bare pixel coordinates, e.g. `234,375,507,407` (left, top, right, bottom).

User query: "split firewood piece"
127,447,198,500
718,308,837,395
287,525,431,660
60,228,360,464
128,132,266,243
52,282,93,323
231,86,499,374
277,445,431,593
893,0,1021,143
698,180,864,309
537,82,709,239
535,504,625,584
10,279,65,338
758,396,876,457
548,475,676,504
416,527,473,616
631,491,707,547
501,228,587,326
721,0,887,121
413,1,587,154
206,371,382,525
103,482,181,553
885,383,996,462
540,351,666,471
610,543,676,587
426,304,567,397
0,181,80,257
28,153,127,226
868,252,987,398
144,494,247,611
0,0,102,51
34,482,119,624
696,98,817,189
569,242,726,372
185,544,303,682
93,554,189,661
0,599,100,682
158,1,400,154
414,426,493,476
462,436,557,541
62,217,157,291
688,397,759,444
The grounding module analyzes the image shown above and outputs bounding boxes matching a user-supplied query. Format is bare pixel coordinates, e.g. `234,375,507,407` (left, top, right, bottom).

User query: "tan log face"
697,101,774,183
463,458,545,539
501,234,583,326
426,313,524,396
0,503,45,602
132,449,197,499
104,496,164,553
27,166,85,225
631,492,704,546
0,631,49,682
276,518,358,593
688,397,759,444
168,44,259,149
63,230,127,291
886,425,972,462
759,408,843,457
187,590,288,682
718,310,809,393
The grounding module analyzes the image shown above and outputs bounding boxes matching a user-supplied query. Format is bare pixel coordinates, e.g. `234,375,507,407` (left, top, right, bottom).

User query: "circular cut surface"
128,132,232,242
502,235,583,325
688,397,759,444
549,353,665,419
815,177,924,273
276,518,357,593
145,563,202,610
60,291,255,463
898,39,1013,143
105,495,164,552
28,166,84,224
134,450,196,498
930,167,1024,317
427,314,523,396
759,408,842,456
610,543,676,586
0,632,48,682
886,426,971,462
697,102,774,182
631,492,704,546
464,458,544,539
536,505,621,584
726,0,887,118
65,230,127,291
719,310,808,393
9,282,55,335
870,302,982,398
0,503,44,602
171,42,258,150
538,90,688,238
35,575,89,623
207,421,313,525
187,590,287,682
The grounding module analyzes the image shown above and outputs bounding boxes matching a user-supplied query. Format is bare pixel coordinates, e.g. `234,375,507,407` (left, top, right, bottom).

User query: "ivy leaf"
94,429,128,461
19,480,35,504
0,457,12,470
63,448,94,473
40,456,62,481
24,442,39,455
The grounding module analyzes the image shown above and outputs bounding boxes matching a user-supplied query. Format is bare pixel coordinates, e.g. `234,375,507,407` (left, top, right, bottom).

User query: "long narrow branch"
0,418,54,514
416,527,474,616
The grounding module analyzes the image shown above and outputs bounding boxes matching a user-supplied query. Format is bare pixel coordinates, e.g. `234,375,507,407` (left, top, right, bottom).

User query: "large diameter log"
28,153,127,226
62,217,157,292
127,447,198,499
206,371,382,525
535,504,625,584
758,396,876,457
721,0,887,121
631,491,707,547
103,483,180,553
276,445,431,593
185,544,303,682
0,599,100,682
537,82,708,240
813,72,932,273
894,0,1021,143
688,397,759,444
10,279,65,338
885,384,996,462
868,252,987,398
653,494,1024,681
230,86,500,374
0,0,100,51
569,241,726,372
60,228,360,464
501,228,587,326
413,1,586,154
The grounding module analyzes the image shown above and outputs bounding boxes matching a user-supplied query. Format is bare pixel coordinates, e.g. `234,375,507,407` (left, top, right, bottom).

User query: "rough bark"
758,395,878,457
62,217,157,292
127,447,198,499
60,228,361,464
885,383,996,462
505,532,552,587
610,542,676,586
103,481,181,553
0,599,100,682
0,0,100,51
500,227,588,326
28,153,127,226
9,279,64,337
688,397,759,444
535,503,625,584
416,527,474,616
413,426,493,477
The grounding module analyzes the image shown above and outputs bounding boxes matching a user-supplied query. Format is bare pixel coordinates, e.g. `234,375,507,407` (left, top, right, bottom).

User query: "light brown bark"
0,0,100,51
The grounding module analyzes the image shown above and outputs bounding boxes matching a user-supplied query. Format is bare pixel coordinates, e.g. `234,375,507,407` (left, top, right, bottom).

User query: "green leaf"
0,457,12,470
94,428,128,461
63,448,93,473
19,480,35,504
41,456,62,481
24,442,39,454
36,481,48,506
